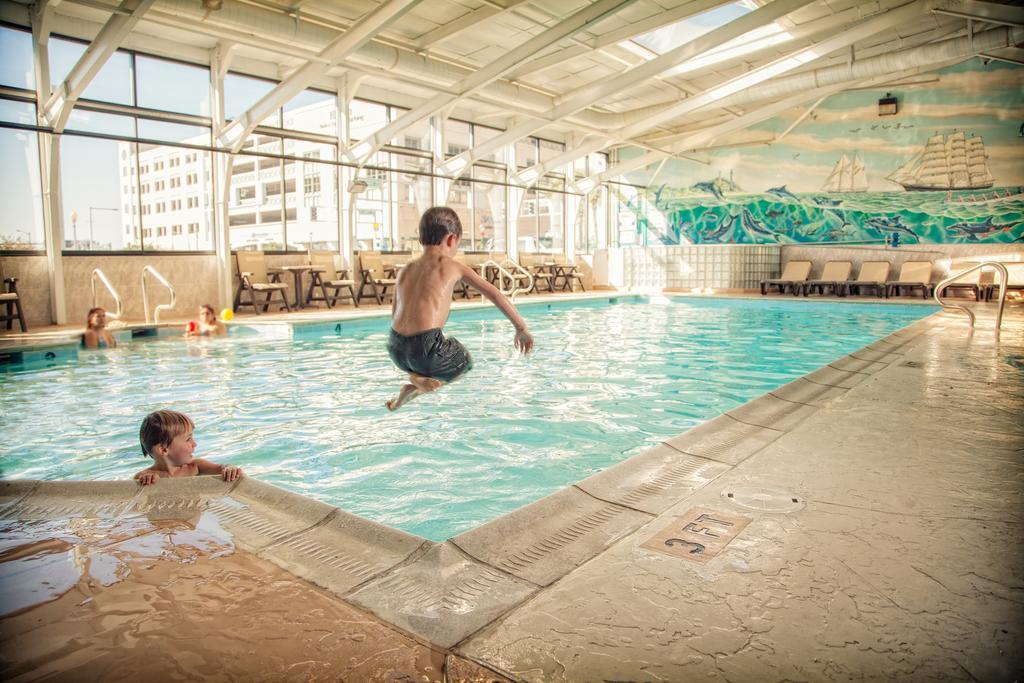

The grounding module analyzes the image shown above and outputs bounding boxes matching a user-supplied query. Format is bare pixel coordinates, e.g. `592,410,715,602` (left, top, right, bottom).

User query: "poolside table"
279,265,311,309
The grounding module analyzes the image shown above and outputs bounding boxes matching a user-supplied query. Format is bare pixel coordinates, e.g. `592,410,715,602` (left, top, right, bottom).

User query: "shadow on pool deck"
2,299,1022,681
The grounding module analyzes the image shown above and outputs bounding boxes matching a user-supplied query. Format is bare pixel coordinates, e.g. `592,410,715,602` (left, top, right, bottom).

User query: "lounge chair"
937,261,982,300
306,251,358,308
357,251,397,304
519,253,555,294
1,261,27,332
233,250,290,314
760,260,812,295
843,261,890,298
885,261,933,299
452,253,472,300
985,262,1024,300
802,261,852,296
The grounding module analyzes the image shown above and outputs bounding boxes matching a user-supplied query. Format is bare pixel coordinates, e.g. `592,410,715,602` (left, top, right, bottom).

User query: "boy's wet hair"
139,410,195,457
418,207,462,246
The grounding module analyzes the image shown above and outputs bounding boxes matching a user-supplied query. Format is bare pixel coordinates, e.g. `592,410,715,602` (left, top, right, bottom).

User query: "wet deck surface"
2,298,1021,681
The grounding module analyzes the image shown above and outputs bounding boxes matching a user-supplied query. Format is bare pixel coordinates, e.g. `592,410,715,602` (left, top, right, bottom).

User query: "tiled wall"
621,246,781,290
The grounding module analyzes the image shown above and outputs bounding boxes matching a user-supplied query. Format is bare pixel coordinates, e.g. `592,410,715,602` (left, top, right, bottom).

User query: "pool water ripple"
1,297,933,540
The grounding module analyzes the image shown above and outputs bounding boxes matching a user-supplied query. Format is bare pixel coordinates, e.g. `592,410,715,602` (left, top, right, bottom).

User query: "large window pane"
517,189,538,253
349,100,387,142
137,143,214,251
539,138,564,174
230,138,284,250
354,151,390,251
472,166,505,253
50,38,133,105
444,119,470,158
0,26,34,91
61,136,135,250
473,125,505,164
611,184,641,246
65,109,136,137
225,73,281,128
447,178,472,246
137,119,210,146
536,190,563,254
136,56,210,116
284,88,336,136
389,107,430,151
0,128,45,249
0,99,36,126
393,154,432,251
290,141,338,251
516,138,537,170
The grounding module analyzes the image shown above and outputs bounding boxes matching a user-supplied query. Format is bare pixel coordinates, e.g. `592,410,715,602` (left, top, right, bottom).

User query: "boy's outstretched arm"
194,458,243,481
458,263,534,353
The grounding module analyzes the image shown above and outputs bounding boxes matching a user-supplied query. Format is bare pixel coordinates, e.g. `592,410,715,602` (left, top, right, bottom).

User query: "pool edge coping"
0,305,951,650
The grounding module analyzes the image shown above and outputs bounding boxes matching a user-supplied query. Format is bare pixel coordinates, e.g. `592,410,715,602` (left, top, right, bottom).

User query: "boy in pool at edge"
385,206,534,411
134,410,242,485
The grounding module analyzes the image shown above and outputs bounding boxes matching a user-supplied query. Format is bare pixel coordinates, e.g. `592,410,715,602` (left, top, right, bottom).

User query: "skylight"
631,1,758,55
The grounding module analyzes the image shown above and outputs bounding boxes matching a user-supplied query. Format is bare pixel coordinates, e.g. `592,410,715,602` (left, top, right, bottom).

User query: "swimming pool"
0,296,934,540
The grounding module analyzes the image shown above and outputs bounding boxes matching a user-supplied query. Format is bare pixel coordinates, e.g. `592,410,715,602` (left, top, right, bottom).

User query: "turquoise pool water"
0,296,934,540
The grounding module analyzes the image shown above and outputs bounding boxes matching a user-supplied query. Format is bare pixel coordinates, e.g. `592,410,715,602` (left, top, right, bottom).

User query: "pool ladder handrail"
479,259,533,301
934,261,1008,330
91,268,123,320
141,265,176,324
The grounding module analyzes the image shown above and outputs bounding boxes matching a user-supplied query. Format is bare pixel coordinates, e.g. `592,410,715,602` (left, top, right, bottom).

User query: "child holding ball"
184,304,227,337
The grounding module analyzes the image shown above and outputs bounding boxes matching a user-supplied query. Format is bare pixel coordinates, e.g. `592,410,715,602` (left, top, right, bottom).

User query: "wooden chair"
0,261,27,332
357,251,397,304
519,253,555,294
886,261,933,299
452,253,472,300
802,261,852,296
553,254,586,292
843,261,890,298
306,251,358,308
233,250,290,314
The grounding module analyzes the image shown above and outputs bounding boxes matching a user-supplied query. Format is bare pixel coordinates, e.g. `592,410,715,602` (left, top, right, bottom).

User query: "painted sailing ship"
887,131,994,191
822,152,867,193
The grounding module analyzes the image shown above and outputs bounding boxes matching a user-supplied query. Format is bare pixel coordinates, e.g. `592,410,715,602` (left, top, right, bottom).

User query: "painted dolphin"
653,183,667,208
946,217,1018,241
741,207,778,240
702,214,735,242
813,196,843,207
691,181,725,200
766,185,802,203
864,214,919,240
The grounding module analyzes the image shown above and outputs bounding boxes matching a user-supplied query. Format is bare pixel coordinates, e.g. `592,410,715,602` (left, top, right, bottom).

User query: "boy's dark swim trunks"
387,328,473,382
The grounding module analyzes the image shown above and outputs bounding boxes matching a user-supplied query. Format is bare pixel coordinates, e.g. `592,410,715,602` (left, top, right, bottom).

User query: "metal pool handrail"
141,265,176,324
934,261,1008,330
479,259,534,301
91,268,123,320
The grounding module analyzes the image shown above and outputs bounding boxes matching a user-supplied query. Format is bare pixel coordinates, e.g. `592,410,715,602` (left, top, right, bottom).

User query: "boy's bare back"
391,254,462,336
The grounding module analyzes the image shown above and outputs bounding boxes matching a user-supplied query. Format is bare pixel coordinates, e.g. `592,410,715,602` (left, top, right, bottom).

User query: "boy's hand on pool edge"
221,466,242,482
136,471,160,486
515,329,534,354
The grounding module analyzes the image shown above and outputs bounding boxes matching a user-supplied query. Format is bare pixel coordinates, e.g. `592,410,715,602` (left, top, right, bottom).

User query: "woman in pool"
185,304,227,337
83,307,116,349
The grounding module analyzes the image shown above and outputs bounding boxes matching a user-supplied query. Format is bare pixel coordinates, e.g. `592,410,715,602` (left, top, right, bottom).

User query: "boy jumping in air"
386,207,534,411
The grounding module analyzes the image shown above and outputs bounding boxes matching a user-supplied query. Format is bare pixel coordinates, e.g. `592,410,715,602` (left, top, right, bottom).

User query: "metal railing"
934,261,1008,330
91,268,123,320
141,265,176,324
479,259,534,300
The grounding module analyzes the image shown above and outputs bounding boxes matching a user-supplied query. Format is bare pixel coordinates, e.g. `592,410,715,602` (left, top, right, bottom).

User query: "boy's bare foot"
386,383,419,411
409,374,442,393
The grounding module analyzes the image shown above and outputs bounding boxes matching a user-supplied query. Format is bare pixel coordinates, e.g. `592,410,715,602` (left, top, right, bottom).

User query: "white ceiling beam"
934,0,1024,27
439,0,817,176
615,0,936,141
345,0,638,165
412,0,532,50
502,0,733,80
218,0,422,152
42,0,156,133
978,45,1024,64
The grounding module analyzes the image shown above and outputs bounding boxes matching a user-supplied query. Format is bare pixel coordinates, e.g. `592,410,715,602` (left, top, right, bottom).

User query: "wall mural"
622,59,1024,245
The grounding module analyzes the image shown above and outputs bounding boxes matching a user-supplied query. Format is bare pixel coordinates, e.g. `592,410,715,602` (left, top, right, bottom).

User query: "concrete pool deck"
2,298,1022,680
